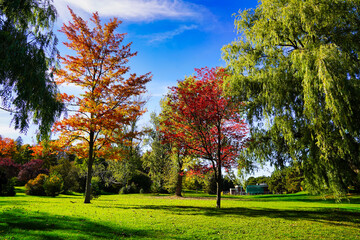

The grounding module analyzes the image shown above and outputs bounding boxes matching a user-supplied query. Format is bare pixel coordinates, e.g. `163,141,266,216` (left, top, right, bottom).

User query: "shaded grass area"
0,208,150,239
0,188,360,239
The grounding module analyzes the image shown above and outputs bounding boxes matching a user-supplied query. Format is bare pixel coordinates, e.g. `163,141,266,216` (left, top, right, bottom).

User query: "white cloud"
54,0,208,22
0,113,34,143
145,24,197,43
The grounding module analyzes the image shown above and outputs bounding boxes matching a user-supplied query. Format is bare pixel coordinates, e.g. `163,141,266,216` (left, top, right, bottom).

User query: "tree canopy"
160,67,249,207
0,0,63,138
54,8,151,203
222,0,360,196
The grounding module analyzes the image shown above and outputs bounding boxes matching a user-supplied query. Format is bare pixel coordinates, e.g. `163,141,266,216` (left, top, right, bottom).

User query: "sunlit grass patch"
0,188,359,239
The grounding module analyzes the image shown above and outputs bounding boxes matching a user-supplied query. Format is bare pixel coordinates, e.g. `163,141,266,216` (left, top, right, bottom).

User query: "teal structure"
246,185,266,194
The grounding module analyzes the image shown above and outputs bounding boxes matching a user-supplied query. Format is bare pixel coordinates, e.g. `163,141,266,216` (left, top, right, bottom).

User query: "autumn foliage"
53,8,151,203
160,67,248,207
0,136,16,158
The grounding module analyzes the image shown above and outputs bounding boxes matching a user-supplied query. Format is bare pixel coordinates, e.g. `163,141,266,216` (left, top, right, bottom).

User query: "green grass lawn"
0,188,359,239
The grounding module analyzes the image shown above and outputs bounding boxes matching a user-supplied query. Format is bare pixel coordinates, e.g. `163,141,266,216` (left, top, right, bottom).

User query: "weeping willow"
223,0,360,197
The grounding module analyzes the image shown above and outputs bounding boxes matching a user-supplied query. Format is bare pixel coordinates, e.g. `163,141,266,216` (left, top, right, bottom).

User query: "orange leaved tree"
0,136,16,158
54,8,151,203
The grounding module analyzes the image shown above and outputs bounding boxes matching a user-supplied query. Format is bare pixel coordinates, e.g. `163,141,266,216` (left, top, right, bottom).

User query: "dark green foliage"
128,170,152,193
50,158,82,193
223,0,360,197
103,148,147,194
142,113,172,193
100,114,150,194
0,170,7,194
223,175,235,192
127,182,138,194
119,186,128,194
203,174,235,194
268,165,304,194
0,158,19,196
204,174,217,195
245,176,270,188
0,175,16,196
3,177,16,196
245,177,257,188
0,0,63,139
268,171,287,194
13,144,33,164
119,183,138,194
90,176,101,199
285,167,304,193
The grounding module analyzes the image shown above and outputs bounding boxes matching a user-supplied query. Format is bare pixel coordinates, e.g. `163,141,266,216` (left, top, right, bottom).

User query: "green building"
246,184,269,195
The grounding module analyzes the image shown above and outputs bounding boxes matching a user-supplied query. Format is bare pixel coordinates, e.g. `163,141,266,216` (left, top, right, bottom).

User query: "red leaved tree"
53,8,151,203
160,67,249,208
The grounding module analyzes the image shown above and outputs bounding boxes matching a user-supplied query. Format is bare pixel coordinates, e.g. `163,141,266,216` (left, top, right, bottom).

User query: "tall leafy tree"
159,100,191,197
106,100,148,189
142,113,173,193
54,8,151,203
161,67,249,208
222,0,360,196
0,0,63,138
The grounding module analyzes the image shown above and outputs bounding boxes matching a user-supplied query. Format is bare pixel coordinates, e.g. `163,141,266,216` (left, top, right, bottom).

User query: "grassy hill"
0,188,359,239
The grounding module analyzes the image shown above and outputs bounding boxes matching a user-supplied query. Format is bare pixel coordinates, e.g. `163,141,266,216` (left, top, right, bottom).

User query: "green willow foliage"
223,0,360,197
0,0,63,139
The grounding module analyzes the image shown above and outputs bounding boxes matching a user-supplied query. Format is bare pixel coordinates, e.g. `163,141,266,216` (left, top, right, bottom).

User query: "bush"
43,173,63,197
119,182,138,194
0,158,19,196
139,188,144,194
90,176,101,199
18,159,48,184
119,186,128,194
0,158,20,179
50,159,82,193
127,182,138,193
0,176,16,196
25,174,47,196
129,171,152,193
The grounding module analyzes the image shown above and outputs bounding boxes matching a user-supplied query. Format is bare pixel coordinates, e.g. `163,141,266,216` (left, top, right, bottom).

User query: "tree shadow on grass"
99,203,360,229
0,208,152,239
237,193,360,204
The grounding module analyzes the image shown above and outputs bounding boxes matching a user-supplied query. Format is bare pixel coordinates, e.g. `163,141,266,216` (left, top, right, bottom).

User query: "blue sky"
1,0,258,142
0,0,272,177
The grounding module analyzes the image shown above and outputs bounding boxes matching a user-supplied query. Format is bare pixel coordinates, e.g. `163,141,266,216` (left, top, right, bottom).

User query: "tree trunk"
216,164,222,208
84,131,95,203
216,123,223,208
175,171,183,197
175,151,183,197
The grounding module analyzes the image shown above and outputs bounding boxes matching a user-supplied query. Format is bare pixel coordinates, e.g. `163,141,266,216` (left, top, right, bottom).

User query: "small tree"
54,8,151,203
160,67,249,208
